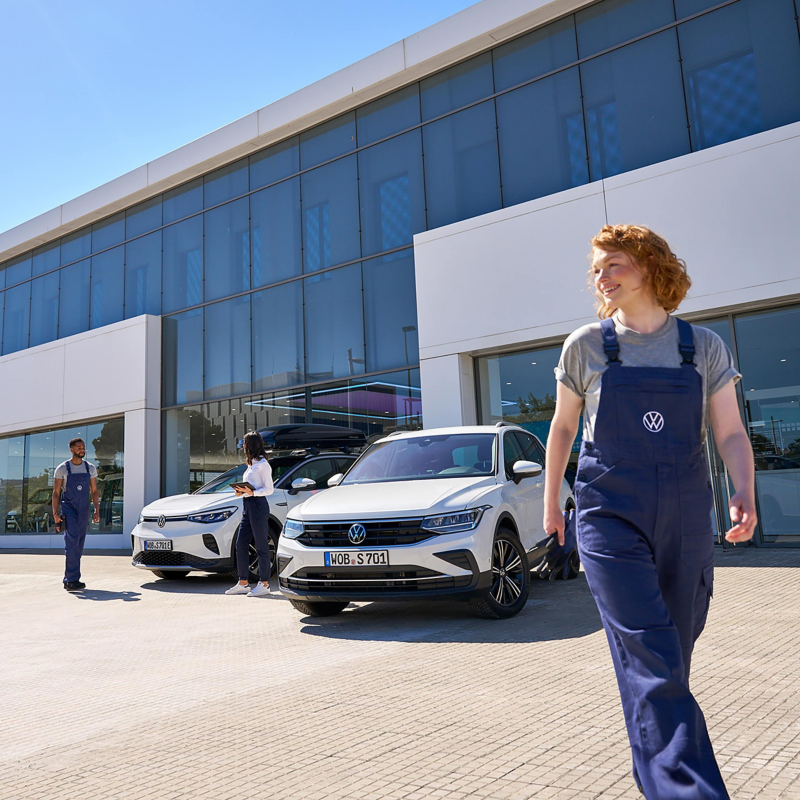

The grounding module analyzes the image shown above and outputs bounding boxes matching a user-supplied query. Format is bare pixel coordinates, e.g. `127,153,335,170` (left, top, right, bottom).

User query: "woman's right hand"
543,504,565,546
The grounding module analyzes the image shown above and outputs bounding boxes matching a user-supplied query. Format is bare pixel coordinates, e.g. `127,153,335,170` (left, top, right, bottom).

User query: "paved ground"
1,547,798,800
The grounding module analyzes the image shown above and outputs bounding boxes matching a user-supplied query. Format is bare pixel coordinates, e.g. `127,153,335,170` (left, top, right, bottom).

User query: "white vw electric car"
277,423,577,619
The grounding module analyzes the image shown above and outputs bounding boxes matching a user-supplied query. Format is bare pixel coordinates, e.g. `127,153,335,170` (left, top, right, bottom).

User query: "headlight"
282,519,304,539
138,514,144,524
420,506,491,534
187,507,236,524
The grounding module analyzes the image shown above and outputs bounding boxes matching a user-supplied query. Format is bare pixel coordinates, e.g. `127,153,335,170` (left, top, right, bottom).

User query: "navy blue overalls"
575,317,728,800
62,460,92,583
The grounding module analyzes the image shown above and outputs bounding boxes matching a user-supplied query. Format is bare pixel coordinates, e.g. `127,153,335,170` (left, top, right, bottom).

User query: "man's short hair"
69,437,85,449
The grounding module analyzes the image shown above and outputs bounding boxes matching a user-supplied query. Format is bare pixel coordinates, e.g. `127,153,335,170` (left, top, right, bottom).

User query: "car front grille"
297,518,433,547
132,551,222,568
280,566,472,593
141,515,189,524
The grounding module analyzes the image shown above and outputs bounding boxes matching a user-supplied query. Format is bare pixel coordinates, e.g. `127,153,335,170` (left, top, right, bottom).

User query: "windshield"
193,457,306,494
342,433,496,485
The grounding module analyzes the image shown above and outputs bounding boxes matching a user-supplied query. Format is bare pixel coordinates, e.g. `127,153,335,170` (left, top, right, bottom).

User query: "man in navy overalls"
52,437,100,592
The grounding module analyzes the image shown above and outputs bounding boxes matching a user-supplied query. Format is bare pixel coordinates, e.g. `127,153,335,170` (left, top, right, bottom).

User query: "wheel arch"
495,511,519,538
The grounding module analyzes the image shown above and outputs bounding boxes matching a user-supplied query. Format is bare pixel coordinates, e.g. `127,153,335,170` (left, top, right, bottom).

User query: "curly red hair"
589,225,691,319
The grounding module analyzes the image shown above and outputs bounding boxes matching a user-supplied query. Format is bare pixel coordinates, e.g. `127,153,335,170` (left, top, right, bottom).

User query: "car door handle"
275,501,288,507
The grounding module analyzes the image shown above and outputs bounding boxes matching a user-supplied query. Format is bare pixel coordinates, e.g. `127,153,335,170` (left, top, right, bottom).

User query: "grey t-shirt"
555,316,740,443
55,460,97,487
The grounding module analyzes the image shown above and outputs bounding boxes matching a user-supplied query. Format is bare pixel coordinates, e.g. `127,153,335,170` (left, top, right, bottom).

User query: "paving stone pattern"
1,548,798,800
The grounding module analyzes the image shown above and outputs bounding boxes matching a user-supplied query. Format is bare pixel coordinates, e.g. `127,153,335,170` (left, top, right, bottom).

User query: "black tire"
468,528,529,619
289,599,349,617
151,570,190,580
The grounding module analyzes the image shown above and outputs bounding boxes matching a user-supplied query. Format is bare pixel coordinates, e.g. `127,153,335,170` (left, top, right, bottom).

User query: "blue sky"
0,0,478,236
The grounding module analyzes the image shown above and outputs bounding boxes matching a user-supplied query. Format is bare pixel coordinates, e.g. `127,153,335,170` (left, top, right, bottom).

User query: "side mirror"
327,473,343,487
290,477,316,495
512,460,543,482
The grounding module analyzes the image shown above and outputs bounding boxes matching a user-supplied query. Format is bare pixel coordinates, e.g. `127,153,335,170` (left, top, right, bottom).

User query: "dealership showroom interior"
1,0,799,556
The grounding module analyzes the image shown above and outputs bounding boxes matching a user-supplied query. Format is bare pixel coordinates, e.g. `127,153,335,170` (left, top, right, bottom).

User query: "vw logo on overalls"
643,411,665,433
348,524,367,544
77,485,83,491
157,515,167,528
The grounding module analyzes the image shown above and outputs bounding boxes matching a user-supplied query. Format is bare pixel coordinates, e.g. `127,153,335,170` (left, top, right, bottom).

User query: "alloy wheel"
490,538,525,606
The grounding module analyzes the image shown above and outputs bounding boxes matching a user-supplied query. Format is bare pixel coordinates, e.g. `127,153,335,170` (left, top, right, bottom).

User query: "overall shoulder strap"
66,461,72,475
600,318,621,365
676,318,696,366
85,461,91,474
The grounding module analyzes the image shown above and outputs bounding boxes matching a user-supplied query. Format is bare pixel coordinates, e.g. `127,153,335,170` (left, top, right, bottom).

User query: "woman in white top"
225,431,275,597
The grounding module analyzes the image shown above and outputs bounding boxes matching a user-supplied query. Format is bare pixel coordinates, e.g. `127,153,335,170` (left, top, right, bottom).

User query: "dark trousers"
236,496,271,581
63,507,89,582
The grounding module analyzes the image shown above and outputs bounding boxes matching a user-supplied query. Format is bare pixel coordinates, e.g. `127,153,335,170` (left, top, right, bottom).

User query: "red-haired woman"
543,225,756,800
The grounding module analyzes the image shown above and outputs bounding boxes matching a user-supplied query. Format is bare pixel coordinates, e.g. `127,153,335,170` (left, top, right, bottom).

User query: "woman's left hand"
725,490,757,542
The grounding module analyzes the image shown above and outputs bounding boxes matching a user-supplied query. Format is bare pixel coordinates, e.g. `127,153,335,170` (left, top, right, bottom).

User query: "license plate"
145,540,173,551
324,550,389,567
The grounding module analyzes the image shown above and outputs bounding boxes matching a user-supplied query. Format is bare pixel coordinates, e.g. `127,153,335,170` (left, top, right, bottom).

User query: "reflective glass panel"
250,177,301,287
126,196,162,239
493,15,578,91
92,213,124,253
2,282,30,355
202,400,246,480
162,216,203,314
163,178,203,224
359,130,426,257
29,272,60,348
250,137,300,190
60,230,91,266
0,266,5,290
0,436,25,534
162,406,206,495
162,308,203,406
304,264,364,381
356,84,421,146
90,246,124,329
421,52,494,120
243,389,308,430
22,430,56,532
58,258,91,339
0,292,4,345
678,0,800,151
576,0,675,57
87,417,125,532
675,0,729,17
363,251,419,372
32,241,60,277
124,230,161,318
422,100,502,229
299,112,356,169
252,280,304,392
204,296,251,400
497,67,588,206
204,158,248,208
204,197,250,302
301,155,360,272
6,254,31,286
581,30,689,180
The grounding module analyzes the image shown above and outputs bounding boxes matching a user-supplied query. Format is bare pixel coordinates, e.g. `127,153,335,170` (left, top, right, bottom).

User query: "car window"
514,431,546,464
335,456,356,475
503,432,525,479
284,458,339,489
194,465,246,494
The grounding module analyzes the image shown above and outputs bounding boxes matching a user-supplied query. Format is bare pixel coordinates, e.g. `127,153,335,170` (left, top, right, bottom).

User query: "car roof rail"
495,421,511,428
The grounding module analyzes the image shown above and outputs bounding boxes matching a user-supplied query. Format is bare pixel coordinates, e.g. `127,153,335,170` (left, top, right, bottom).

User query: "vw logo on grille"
348,524,367,544
643,411,665,433
157,515,167,528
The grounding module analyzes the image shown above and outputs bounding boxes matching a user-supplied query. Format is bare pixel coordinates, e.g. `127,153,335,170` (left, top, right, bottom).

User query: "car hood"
141,492,241,516
292,476,497,521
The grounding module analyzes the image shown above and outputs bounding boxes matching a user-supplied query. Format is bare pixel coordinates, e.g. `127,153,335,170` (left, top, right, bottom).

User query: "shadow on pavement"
74,590,141,602
140,575,286,597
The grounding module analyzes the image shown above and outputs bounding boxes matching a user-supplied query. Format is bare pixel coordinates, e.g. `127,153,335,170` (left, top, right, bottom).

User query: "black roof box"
254,424,366,451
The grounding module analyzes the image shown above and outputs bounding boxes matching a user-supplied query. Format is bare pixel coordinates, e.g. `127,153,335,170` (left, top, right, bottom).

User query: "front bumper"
130,521,237,574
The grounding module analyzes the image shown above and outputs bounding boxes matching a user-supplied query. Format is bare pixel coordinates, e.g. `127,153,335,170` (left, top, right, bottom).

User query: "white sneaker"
225,583,251,595
247,583,271,597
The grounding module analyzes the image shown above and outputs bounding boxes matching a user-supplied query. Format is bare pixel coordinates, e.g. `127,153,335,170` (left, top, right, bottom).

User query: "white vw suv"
277,424,577,619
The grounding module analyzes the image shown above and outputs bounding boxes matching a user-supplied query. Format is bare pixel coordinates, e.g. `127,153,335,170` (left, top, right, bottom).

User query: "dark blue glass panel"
163,178,203,224
90,246,124,330
679,0,800,151
32,241,60,277
299,112,356,169
162,217,203,314
493,15,578,91
204,158,249,208
251,178,301,288
162,309,203,406
0,266,5,290
60,229,91,265
250,137,299,190
358,130,426,257
356,84,421,146
92,213,124,253
421,52,494,121
2,282,30,354
6,254,32,286
252,281,304,391
576,0,675,58
422,100,502,229
126,196,162,240
363,251,419,372
674,0,723,17
302,155,360,272
204,296,251,400
29,272,59,348
125,231,161,318
497,67,588,206
581,30,689,180
58,258,90,339
204,197,250,302
304,264,364,381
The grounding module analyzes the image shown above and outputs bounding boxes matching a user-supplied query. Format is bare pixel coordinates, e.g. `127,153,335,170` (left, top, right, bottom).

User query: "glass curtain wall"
0,417,124,535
